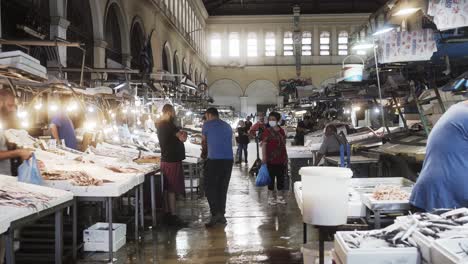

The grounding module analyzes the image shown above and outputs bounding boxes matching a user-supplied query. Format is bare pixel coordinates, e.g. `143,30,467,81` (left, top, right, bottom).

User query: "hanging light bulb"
20,121,29,128
66,101,78,112
0,121,3,130
87,106,95,113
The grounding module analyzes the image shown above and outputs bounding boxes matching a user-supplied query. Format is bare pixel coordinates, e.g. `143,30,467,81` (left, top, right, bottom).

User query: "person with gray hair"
0,89,33,264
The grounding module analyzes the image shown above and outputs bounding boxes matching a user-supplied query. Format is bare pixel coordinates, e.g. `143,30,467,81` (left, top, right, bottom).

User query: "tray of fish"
395,208,468,263
334,226,421,264
431,238,468,264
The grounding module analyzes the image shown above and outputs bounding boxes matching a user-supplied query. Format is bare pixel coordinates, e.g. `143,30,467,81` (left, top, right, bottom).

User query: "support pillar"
277,96,284,108
240,96,248,117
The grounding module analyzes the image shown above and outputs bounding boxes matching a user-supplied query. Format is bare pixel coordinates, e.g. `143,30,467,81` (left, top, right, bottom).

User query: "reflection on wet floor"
80,164,305,264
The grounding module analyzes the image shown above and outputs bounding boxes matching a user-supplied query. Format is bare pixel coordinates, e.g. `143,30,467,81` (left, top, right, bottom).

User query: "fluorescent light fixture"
49,104,58,112
393,7,420,17
295,110,307,115
373,26,396,36
20,121,29,128
353,106,361,111
34,103,43,110
374,108,381,114
352,43,374,50
185,111,193,116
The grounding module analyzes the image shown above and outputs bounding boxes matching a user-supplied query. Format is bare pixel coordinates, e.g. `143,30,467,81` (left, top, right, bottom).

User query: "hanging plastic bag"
255,164,271,187
18,153,43,185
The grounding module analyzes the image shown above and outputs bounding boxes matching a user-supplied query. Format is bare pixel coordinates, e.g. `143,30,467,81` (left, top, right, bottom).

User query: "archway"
104,1,130,67
130,17,145,70
162,42,172,72
245,80,279,115
67,0,94,84
208,79,243,111
173,51,180,74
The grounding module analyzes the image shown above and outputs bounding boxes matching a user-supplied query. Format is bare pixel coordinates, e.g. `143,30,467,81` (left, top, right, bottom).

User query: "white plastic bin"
299,167,353,226
83,222,126,252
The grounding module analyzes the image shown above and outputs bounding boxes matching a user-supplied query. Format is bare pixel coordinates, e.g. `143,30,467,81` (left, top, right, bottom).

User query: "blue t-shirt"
202,119,233,160
410,102,468,211
51,114,78,150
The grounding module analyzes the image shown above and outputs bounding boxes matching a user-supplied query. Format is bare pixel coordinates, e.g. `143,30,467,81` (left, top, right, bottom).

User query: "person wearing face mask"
156,104,188,227
0,89,33,264
261,112,288,205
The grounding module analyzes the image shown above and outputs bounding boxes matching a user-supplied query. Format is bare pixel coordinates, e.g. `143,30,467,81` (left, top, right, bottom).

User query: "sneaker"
268,198,277,205
276,197,287,204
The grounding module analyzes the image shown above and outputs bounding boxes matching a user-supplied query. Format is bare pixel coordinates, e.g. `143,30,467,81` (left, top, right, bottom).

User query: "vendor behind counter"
314,124,346,166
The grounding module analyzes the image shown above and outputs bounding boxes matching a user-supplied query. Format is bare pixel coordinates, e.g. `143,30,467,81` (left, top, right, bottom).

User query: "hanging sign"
428,0,468,31
378,29,438,64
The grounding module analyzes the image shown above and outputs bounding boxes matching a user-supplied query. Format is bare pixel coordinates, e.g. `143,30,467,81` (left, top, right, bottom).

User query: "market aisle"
79,165,305,264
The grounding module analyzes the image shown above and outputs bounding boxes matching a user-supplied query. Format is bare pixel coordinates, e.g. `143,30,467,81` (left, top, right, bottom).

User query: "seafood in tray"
0,185,51,209
372,185,410,201
42,170,112,186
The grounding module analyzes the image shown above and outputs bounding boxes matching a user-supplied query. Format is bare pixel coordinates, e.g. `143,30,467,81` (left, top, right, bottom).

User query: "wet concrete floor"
80,164,309,264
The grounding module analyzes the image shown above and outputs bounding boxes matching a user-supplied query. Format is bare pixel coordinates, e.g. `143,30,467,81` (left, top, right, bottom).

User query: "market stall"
0,176,74,264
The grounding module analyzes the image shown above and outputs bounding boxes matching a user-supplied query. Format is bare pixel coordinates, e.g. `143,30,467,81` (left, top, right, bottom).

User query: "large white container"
83,222,126,252
431,238,468,264
299,167,353,226
335,232,420,264
342,55,365,82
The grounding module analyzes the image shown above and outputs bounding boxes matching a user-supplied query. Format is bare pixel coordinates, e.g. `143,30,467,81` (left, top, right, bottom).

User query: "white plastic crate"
84,236,126,252
83,222,126,252
334,231,420,264
431,238,468,264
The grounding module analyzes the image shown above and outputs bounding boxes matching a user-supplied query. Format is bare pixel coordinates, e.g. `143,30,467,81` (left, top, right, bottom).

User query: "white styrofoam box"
334,232,421,264
394,217,435,263
83,223,126,244
84,236,126,252
332,250,344,264
431,238,468,264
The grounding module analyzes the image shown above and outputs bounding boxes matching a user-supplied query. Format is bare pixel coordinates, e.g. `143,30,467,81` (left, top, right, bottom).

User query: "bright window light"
338,31,349,55
265,32,276,57
247,32,258,57
284,31,293,56
320,31,330,56
229,32,240,57
210,34,221,57
302,31,312,56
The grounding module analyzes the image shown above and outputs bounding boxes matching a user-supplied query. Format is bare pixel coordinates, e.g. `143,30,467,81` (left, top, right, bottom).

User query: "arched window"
283,31,293,56
105,4,123,63
130,22,145,69
210,33,221,57
265,32,276,57
182,58,187,74
247,32,257,57
338,31,349,56
229,32,240,57
319,31,330,56
162,46,169,72
302,31,312,56
173,52,180,74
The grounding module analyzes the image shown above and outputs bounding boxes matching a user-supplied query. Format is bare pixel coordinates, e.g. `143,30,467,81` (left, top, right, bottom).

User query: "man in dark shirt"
156,104,188,227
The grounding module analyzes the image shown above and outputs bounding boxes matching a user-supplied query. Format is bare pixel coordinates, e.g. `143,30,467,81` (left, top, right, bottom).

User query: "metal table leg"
375,210,381,229
139,183,144,229
150,175,157,228
72,199,77,263
319,227,325,264
135,187,139,241
5,228,14,264
303,223,307,244
55,209,63,264
107,197,114,263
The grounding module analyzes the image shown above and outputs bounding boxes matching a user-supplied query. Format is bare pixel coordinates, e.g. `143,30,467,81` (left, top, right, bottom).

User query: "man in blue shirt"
50,112,78,150
202,107,233,227
410,100,468,212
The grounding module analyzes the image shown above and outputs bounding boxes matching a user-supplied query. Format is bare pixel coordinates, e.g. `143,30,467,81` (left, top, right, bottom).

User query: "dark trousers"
236,143,248,162
267,163,286,191
205,159,233,217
